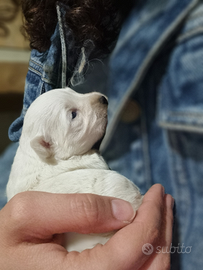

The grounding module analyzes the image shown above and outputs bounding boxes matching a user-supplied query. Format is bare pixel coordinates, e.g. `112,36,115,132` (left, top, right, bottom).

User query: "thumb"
4,191,136,242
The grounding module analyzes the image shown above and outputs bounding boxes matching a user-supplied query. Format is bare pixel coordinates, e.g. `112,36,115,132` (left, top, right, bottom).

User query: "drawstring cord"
56,3,95,87
56,4,67,88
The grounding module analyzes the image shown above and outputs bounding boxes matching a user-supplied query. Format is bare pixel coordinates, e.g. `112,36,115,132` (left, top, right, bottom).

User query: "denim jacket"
7,0,203,269
102,0,203,269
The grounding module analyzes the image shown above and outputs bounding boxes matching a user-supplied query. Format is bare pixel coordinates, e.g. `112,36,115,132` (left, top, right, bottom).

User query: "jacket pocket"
157,32,203,133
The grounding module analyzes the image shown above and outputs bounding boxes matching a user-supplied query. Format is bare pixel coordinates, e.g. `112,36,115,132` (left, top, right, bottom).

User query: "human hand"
0,184,173,270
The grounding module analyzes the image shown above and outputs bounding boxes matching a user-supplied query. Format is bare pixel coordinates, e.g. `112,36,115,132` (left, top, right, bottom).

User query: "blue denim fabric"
101,0,203,269
1,0,203,269
0,143,18,208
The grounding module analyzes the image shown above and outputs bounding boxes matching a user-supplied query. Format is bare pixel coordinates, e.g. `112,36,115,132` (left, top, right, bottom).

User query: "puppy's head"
21,88,108,162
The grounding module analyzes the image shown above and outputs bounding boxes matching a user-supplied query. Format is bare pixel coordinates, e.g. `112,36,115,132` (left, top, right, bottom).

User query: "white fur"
7,87,143,252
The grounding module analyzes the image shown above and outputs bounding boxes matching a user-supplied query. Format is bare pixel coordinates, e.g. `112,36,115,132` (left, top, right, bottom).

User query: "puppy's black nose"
99,96,108,105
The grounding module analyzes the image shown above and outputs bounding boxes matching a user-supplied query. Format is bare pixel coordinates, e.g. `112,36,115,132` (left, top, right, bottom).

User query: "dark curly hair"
21,0,133,57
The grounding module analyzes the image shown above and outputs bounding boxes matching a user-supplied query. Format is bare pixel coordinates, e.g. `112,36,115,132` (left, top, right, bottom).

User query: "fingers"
0,185,174,270
154,193,174,269
140,193,174,270
96,184,174,270
2,191,135,243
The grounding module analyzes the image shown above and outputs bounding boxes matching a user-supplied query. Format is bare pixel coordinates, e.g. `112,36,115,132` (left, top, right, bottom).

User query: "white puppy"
7,88,143,252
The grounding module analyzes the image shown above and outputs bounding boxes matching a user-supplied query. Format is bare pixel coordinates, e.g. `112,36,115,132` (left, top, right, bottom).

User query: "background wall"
0,0,30,154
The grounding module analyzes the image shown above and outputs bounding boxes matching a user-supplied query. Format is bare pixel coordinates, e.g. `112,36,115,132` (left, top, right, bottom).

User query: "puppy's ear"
30,136,54,160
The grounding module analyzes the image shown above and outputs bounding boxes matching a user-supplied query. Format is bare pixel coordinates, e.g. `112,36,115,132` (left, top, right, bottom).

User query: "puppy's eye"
71,111,77,119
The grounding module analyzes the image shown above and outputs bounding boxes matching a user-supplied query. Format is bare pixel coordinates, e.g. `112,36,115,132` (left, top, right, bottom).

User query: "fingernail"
111,199,135,223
